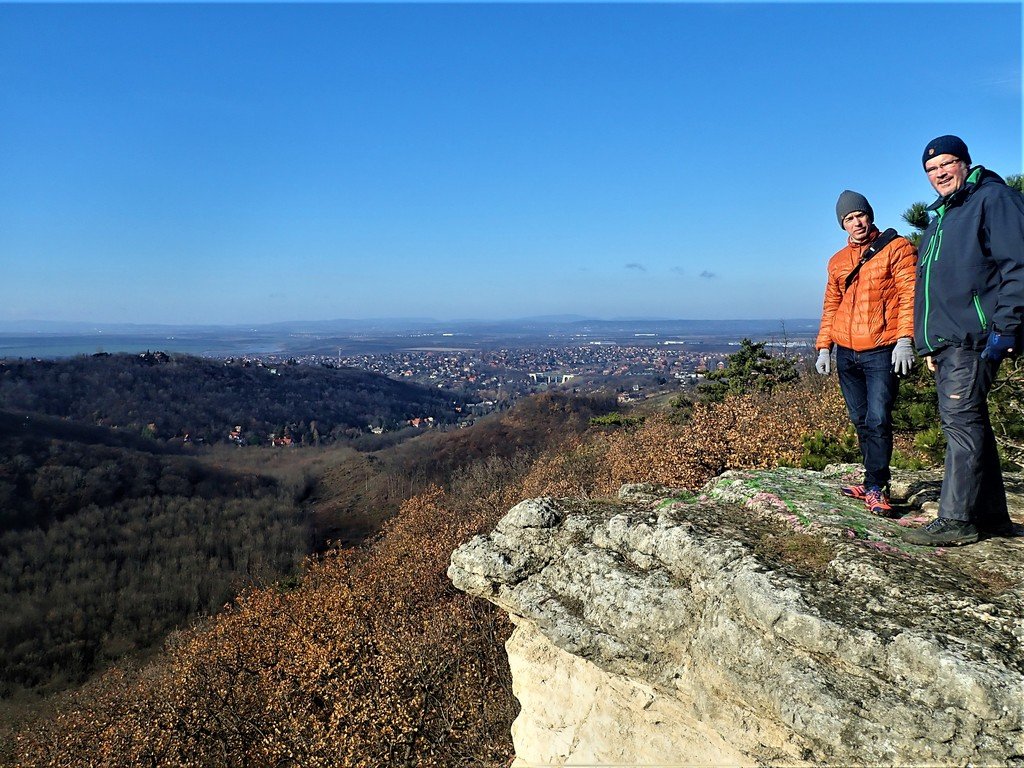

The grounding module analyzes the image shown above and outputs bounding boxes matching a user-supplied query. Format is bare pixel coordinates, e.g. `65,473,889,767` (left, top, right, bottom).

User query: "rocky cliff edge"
448,465,1024,766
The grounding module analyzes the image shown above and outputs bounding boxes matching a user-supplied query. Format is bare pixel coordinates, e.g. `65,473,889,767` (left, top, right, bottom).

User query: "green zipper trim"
920,206,946,353
920,169,983,352
972,292,988,331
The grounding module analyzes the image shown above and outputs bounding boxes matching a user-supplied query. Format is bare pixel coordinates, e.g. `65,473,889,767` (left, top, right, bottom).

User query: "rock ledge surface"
448,465,1024,766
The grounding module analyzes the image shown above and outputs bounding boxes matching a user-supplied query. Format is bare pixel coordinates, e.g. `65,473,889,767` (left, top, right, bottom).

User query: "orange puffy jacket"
816,227,917,352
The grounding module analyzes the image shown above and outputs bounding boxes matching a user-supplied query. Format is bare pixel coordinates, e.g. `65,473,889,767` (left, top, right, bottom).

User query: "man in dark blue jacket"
903,135,1024,546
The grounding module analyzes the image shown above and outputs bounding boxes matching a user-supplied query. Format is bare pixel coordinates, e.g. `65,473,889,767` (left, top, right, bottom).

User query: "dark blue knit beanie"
923,135,971,167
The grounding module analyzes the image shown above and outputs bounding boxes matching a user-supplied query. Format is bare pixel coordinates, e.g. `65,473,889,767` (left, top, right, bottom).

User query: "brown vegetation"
12,489,519,767
8,378,855,766
8,393,607,767
601,376,848,489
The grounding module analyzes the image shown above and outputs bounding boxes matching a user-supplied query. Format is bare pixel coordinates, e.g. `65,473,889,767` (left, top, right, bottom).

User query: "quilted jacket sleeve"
890,237,918,341
815,262,841,350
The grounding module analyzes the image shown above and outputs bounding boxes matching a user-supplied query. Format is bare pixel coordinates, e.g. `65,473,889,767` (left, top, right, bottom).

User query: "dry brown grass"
600,377,847,491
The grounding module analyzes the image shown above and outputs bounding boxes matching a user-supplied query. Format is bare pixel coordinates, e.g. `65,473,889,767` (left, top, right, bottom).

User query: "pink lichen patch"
747,491,790,514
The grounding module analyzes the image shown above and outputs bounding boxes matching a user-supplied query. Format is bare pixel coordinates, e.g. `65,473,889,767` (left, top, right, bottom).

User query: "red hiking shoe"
840,484,867,500
865,486,893,516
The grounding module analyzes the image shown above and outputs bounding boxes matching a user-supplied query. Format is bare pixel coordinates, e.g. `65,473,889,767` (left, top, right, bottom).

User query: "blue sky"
1,2,1020,326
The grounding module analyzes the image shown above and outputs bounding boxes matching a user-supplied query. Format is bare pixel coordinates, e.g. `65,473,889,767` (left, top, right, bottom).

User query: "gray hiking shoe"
901,517,979,547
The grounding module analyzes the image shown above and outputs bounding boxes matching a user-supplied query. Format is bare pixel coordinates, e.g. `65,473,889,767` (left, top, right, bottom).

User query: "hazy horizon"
0,315,820,360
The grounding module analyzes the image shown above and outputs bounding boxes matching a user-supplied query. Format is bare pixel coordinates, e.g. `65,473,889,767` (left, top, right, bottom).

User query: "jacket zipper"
920,169,983,352
920,207,946,353
844,249,862,344
972,290,988,332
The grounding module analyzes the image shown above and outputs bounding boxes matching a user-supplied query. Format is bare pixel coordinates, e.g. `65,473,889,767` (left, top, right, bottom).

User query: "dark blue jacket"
914,167,1024,354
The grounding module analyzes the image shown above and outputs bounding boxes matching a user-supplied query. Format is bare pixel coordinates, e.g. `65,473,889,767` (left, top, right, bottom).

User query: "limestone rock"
449,466,1024,766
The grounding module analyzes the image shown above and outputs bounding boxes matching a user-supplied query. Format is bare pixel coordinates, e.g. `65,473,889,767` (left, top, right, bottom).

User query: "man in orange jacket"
815,191,918,515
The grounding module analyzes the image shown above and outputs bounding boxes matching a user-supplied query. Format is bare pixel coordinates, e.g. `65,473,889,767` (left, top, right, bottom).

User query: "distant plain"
0,318,819,360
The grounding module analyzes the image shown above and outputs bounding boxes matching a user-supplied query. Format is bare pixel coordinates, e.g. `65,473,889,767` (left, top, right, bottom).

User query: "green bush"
913,425,946,463
699,339,798,403
799,427,860,470
589,413,645,429
891,449,926,471
891,364,938,432
667,394,694,425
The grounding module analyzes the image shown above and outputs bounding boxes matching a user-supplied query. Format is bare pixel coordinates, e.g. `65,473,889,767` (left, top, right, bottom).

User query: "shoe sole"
980,526,1017,538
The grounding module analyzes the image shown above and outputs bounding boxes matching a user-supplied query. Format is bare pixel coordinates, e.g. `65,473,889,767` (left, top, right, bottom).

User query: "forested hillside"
0,381,615,739
3,339,958,768
309,392,617,546
0,411,313,711
8,378,870,766
0,352,461,445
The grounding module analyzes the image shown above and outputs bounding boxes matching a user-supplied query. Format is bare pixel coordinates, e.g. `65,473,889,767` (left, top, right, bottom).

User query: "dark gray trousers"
933,345,1011,527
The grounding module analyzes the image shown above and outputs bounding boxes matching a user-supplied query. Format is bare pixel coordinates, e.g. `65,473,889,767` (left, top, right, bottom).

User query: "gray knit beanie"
835,190,874,229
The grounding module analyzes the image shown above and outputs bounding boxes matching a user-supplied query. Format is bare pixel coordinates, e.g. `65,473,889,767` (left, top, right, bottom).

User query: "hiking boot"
840,484,867,500
864,486,893,517
901,517,979,546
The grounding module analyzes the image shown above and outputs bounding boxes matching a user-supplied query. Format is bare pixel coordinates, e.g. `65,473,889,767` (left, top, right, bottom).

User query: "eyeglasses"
925,158,963,176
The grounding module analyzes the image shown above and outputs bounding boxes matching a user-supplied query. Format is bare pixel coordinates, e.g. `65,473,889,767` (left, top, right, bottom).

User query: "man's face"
925,153,969,196
842,211,872,244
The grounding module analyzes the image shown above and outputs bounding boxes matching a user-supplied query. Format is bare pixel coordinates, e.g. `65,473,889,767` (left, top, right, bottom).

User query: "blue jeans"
836,345,899,489
932,345,1010,527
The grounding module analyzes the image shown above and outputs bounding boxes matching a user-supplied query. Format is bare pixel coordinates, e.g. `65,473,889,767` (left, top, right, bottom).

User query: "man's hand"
815,348,831,375
892,337,915,376
926,356,936,372
981,332,1016,362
